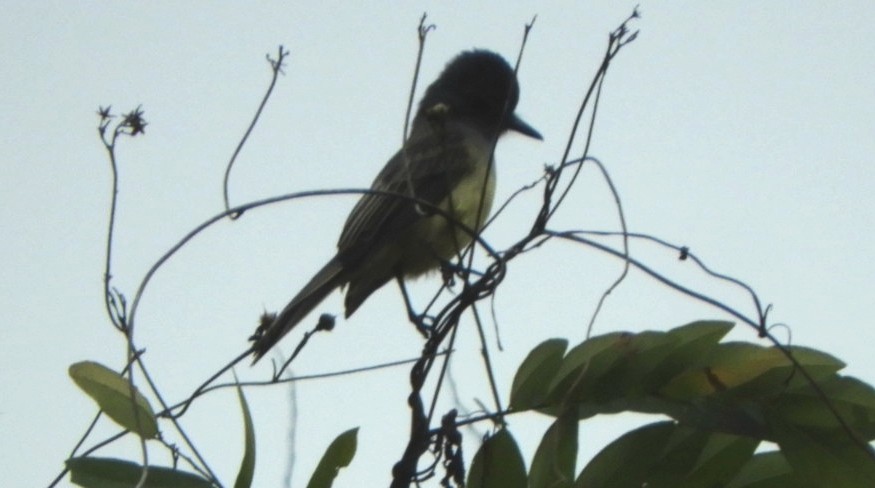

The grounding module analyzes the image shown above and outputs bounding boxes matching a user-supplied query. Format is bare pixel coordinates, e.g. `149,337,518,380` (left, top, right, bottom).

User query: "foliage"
467,320,875,488
63,320,875,487
69,361,158,439
307,428,359,488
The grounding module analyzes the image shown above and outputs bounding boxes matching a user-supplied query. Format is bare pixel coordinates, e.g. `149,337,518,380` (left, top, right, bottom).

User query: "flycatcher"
252,49,541,361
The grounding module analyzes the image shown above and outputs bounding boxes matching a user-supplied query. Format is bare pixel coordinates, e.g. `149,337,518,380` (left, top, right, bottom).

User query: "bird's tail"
251,257,345,362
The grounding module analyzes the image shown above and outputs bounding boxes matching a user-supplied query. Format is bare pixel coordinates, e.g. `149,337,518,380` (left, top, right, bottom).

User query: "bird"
251,49,542,361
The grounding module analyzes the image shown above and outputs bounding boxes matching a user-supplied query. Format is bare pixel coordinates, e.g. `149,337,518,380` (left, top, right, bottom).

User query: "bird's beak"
508,113,543,140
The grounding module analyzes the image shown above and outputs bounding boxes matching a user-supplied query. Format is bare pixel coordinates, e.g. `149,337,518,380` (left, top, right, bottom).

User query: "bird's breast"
400,150,496,277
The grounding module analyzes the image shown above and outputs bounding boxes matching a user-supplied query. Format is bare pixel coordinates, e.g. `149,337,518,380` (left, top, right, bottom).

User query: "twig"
222,45,291,219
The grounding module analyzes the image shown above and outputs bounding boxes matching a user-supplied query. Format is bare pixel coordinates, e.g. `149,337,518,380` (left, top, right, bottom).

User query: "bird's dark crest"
418,50,521,138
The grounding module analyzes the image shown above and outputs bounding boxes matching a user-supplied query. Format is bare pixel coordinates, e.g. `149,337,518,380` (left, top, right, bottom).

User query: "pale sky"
2,2,874,487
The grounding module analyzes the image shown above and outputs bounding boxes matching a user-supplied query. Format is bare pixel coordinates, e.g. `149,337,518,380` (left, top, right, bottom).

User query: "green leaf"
529,411,578,488
731,346,844,399
637,425,712,487
798,374,875,409
468,429,527,488
575,421,754,488
510,338,567,411
725,451,809,488
574,421,677,488
775,346,845,383
680,431,758,486
546,332,628,406
660,343,782,400
66,457,213,488
306,427,358,488
570,331,675,414
661,343,843,402
603,331,677,391
646,320,734,382
541,331,673,419
827,377,875,431
769,375,875,437
68,361,158,438
771,418,875,487
544,323,733,419
234,378,256,488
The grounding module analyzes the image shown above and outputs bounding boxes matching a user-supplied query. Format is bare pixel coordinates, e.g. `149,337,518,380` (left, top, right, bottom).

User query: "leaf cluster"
466,320,875,488
65,321,875,487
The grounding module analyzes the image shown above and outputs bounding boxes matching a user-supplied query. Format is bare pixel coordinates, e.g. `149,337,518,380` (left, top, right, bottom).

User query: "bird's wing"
337,123,488,260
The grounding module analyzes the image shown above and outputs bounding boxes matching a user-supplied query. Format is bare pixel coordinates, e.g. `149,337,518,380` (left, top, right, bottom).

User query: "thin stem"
222,46,290,219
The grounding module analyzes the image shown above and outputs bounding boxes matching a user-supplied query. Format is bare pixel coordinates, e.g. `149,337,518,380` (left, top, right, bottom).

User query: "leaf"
544,323,733,420
799,374,875,409
769,375,875,437
68,361,158,438
603,331,677,392
775,346,845,383
468,429,527,488
234,378,256,488
725,451,810,488
660,343,781,400
646,320,733,382
637,425,713,487
575,421,754,488
680,431,758,486
66,457,213,488
516,323,733,421
510,338,567,411
574,421,677,488
731,346,845,398
529,411,577,488
306,427,358,488
546,332,628,406
771,418,875,487
571,331,675,412
661,343,843,402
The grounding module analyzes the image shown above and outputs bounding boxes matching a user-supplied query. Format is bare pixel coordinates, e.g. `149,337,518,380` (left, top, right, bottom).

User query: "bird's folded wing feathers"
337,126,484,259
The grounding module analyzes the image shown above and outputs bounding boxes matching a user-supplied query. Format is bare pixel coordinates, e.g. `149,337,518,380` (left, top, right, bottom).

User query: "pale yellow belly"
399,158,496,276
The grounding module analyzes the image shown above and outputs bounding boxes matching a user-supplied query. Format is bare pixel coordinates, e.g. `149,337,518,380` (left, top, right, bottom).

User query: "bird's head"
418,50,542,141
